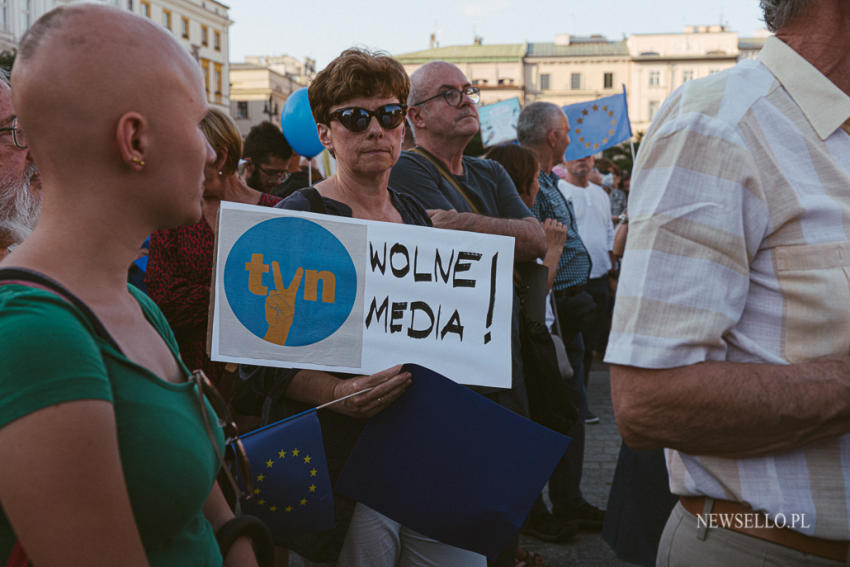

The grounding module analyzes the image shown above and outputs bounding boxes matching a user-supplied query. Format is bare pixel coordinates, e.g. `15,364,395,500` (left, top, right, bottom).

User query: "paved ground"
518,362,633,566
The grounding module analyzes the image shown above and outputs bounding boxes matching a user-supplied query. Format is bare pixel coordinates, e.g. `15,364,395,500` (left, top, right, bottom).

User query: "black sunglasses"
329,103,407,133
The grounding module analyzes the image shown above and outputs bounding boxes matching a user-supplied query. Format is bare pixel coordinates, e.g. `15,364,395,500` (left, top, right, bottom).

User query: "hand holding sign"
331,364,412,419
264,262,303,346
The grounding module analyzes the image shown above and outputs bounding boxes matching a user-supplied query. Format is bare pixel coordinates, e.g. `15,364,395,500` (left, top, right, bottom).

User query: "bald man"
0,5,258,566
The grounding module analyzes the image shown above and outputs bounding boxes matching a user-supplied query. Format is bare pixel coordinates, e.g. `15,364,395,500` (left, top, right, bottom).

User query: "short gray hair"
0,67,9,88
516,102,563,146
760,0,811,31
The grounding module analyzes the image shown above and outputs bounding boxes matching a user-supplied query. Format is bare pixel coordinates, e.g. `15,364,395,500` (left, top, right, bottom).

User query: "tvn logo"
224,217,357,347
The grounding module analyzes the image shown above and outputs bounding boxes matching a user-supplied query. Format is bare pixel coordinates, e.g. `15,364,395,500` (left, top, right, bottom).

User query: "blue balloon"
281,87,325,158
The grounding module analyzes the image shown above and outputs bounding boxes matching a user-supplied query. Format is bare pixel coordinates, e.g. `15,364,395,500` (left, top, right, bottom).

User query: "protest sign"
209,202,515,388
478,97,521,147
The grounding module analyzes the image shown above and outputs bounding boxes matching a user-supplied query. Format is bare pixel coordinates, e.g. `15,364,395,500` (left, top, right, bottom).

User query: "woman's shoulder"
278,188,352,217
0,286,111,429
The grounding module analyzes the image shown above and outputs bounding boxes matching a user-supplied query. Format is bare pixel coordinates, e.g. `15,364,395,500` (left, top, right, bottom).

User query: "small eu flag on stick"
238,409,335,540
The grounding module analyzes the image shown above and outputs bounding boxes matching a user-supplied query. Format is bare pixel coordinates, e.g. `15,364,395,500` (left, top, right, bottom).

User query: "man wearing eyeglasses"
0,68,40,259
242,121,293,193
389,60,547,567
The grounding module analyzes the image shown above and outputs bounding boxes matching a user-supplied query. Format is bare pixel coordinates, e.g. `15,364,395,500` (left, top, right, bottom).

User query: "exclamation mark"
484,252,498,344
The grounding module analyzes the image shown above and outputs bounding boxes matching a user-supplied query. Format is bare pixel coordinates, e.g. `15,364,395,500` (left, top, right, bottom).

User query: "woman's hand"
542,218,567,252
330,364,412,418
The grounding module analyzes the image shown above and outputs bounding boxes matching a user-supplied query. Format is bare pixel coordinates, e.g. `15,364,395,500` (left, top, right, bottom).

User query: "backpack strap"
0,267,123,354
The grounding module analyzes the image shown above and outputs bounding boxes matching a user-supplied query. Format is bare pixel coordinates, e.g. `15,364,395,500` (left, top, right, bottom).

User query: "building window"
201,25,209,47
181,16,189,39
540,73,550,90
236,101,249,120
214,30,221,51
649,70,661,87
127,0,133,10
200,58,210,97
20,0,31,31
570,72,581,90
649,100,660,121
603,72,613,89
161,9,171,30
140,0,150,18
682,70,694,83
213,62,222,95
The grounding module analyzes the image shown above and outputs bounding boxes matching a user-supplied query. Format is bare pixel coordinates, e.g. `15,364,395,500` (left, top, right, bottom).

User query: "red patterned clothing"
145,194,281,384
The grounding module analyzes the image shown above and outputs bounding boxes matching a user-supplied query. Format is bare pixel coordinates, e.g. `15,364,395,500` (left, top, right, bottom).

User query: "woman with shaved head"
0,5,262,567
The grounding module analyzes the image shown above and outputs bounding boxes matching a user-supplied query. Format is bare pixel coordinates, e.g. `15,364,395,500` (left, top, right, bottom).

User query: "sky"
228,0,768,70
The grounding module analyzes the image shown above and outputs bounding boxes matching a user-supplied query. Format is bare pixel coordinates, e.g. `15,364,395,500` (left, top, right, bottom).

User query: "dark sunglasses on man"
329,103,407,133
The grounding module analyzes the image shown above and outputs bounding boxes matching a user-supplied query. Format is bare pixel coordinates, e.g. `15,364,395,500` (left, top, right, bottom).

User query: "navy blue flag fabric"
238,409,334,540
563,85,632,161
335,364,571,559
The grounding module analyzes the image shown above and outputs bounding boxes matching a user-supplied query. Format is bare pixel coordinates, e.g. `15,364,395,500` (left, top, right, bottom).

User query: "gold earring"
132,156,145,167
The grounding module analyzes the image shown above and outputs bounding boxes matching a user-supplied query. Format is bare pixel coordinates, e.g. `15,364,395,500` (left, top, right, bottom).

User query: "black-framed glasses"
255,164,288,180
191,369,254,501
411,86,480,108
0,117,27,150
329,103,407,133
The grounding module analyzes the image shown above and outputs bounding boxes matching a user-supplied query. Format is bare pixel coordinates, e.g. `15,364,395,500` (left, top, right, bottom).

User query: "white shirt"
558,180,614,278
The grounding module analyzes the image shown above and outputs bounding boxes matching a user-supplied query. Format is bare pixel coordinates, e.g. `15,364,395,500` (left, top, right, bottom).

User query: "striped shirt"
605,36,850,540
532,170,591,291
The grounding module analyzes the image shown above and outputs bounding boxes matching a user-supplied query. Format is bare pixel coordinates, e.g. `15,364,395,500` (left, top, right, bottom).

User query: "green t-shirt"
0,284,224,566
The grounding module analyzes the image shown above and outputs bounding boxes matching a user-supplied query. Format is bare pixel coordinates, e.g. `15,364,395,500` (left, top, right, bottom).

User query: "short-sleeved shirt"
558,180,614,278
389,149,534,220
532,171,591,291
0,284,224,565
605,36,850,540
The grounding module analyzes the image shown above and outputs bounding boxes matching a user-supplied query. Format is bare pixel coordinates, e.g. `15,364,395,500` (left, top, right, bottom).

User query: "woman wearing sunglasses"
247,49,486,567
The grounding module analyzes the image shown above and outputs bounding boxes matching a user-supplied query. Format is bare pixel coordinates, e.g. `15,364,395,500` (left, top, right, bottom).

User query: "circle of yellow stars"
252,447,320,514
573,104,617,150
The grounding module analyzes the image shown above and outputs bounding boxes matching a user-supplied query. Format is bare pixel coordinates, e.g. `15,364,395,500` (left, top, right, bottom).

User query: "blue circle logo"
224,217,357,346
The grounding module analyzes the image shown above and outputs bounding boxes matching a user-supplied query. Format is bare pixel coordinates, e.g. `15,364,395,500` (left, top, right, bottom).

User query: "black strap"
215,515,274,567
297,186,327,214
409,147,485,214
0,267,124,354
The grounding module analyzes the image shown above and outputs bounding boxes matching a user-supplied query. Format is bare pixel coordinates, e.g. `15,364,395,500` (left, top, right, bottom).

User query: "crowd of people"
1,0,849,566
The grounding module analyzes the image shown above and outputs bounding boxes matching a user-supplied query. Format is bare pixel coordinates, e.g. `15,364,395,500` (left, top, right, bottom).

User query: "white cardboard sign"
209,202,515,388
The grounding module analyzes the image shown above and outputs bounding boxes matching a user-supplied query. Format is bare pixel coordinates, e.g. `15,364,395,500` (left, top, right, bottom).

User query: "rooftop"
394,43,526,64
526,41,629,58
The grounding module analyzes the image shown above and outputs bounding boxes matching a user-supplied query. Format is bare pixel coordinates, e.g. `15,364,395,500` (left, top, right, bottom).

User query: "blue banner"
563,85,632,161
335,364,570,559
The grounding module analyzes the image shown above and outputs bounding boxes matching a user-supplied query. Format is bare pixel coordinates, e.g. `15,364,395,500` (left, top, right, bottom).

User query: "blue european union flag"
335,364,570,560
563,85,632,161
238,409,334,540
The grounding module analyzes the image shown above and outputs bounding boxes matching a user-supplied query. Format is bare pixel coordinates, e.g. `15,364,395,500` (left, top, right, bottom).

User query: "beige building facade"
229,62,301,136
0,0,231,112
395,25,768,135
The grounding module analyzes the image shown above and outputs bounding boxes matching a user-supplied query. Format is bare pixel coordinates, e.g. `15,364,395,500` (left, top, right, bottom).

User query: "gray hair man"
609,0,850,565
517,101,604,536
0,68,40,258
